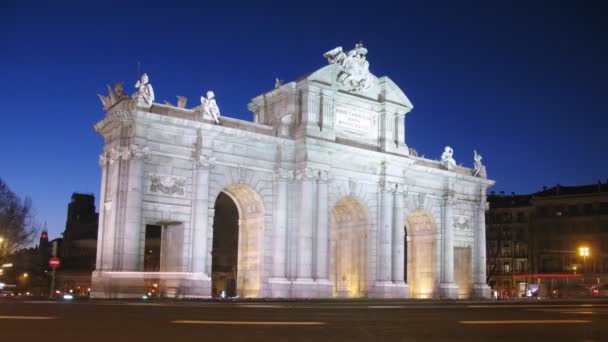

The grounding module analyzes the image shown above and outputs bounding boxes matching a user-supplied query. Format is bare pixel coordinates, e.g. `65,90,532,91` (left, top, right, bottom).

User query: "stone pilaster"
319,89,336,140
299,87,321,137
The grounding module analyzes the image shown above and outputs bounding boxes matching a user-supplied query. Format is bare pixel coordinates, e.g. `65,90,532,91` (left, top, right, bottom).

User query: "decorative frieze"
98,144,150,167
147,173,187,198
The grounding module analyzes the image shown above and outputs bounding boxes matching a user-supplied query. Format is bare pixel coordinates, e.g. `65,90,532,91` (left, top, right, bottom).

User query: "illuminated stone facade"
91,45,494,299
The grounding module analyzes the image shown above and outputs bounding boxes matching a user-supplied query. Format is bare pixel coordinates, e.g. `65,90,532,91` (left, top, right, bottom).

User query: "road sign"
49,257,61,269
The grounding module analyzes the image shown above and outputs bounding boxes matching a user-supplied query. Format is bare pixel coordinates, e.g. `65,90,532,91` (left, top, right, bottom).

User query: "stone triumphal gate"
91,44,494,299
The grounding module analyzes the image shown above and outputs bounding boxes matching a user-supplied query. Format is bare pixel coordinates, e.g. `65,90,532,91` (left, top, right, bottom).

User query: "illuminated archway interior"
331,196,368,298
211,184,264,298
406,209,438,299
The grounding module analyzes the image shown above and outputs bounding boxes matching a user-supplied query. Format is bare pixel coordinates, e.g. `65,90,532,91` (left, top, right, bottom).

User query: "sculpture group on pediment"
440,146,457,170
323,43,374,93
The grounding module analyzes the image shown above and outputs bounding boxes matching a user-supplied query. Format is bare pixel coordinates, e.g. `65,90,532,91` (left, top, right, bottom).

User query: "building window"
515,243,528,258
600,203,608,215
517,212,525,222
501,243,511,257
583,203,593,215
503,262,511,274
568,205,579,216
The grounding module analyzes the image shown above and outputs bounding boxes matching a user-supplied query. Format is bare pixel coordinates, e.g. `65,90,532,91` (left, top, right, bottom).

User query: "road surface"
0,299,605,341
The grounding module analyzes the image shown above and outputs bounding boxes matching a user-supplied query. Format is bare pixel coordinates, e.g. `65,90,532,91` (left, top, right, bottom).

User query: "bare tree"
0,178,38,264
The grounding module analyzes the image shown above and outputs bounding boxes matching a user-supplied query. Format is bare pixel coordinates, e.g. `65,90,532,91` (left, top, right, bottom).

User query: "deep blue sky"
1,0,606,239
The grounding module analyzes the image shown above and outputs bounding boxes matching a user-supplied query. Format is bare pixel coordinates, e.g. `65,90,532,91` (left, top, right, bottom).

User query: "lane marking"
528,308,602,314
0,315,57,320
467,304,608,309
172,320,325,326
237,304,284,308
460,320,590,325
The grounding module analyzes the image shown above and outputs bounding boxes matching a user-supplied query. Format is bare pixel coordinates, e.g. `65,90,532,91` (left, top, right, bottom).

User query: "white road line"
172,320,325,326
460,320,590,325
467,304,608,309
0,315,57,320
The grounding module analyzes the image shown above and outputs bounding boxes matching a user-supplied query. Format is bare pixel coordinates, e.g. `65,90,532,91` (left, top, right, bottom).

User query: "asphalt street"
0,299,606,341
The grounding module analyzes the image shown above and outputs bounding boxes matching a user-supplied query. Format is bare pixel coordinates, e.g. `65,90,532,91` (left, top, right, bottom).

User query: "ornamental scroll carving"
148,174,186,198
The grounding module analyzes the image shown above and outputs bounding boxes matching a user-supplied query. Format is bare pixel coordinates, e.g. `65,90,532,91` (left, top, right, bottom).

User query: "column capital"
394,184,408,196
295,167,318,182
318,170,332,184
195,154,216,169
275,167,294,182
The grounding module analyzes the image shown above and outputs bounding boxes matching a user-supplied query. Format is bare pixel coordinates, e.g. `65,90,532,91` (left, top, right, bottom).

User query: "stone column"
296,168,317,280
100,148,120,270
95,152,109,271
473,197,491,298
191,155,214,276
121,144,149,271
272,168,292,279
440,193,459,298
316,170,331,280
392,188,405,283
378,184,394,282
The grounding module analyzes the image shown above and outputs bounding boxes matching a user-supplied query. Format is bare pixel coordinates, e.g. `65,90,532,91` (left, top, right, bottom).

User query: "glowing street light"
579,246,590,274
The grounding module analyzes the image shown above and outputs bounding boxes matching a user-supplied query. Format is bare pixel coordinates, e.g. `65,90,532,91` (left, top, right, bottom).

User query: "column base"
368,281,410,298
290,278,333,298
472,283,492,299
267,277,291,298
90,271,211,299
439,282,459,299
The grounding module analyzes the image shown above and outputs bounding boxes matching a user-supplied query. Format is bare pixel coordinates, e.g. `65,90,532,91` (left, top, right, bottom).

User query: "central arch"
331,196,369,298
211,184,265,298
405,209,438,299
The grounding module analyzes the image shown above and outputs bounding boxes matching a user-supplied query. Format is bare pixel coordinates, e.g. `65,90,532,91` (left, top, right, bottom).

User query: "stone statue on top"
133,73,155,107
200,90,221,124
440,146,457,170
473,150,487,178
